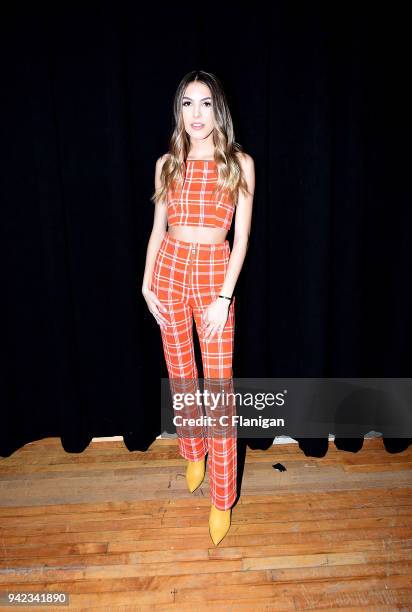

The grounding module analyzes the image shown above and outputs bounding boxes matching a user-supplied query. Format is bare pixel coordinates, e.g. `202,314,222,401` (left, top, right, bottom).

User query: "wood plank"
0,437,411,609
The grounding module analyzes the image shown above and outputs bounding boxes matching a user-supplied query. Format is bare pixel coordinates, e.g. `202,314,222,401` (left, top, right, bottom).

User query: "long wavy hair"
151,70,250,207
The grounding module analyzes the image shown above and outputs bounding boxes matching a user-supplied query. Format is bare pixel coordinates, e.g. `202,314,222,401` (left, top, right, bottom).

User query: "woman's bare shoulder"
235,151,255,196
156,152,171,167
235,150,254,165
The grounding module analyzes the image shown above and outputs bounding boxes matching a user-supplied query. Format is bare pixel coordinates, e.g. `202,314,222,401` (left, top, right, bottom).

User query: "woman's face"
182,81,215,141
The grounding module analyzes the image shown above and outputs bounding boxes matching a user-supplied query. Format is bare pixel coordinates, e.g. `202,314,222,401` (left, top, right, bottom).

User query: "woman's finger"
154,297,168,314
205,323,220,341
157,312,169,325
151,306,169,327
215,323,225,340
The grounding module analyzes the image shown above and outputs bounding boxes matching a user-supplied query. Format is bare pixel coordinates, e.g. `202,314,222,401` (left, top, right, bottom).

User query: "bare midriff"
168,225,228,244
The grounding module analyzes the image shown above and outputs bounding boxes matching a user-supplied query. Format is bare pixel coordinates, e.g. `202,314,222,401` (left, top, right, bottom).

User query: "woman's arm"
219,152,255,299
141,154,169,295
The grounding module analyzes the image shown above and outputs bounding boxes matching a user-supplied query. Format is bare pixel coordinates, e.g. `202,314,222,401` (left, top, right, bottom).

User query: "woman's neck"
187,144,215,159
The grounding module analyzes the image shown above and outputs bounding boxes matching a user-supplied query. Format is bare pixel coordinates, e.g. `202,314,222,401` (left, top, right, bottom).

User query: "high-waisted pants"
151,232,237,510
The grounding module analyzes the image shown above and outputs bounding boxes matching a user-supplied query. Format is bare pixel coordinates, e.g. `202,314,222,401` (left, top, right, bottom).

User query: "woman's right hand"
142,287,169,331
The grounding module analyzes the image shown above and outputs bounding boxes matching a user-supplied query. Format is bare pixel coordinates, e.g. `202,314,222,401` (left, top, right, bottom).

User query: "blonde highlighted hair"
151,70,250,207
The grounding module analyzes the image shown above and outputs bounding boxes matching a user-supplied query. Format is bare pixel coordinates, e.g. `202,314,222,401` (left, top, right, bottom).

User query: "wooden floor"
0,437,411,611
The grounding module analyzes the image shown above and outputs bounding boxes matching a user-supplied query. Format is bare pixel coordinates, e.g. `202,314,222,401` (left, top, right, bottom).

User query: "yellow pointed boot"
209,504,231,546
185,457,205,493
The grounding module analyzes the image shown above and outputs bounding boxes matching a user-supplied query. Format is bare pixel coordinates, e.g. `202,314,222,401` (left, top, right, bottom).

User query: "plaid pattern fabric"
151,233,237,510
167,159,235,230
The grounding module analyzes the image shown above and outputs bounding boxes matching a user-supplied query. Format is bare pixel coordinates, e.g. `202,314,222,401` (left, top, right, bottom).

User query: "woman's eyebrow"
182,96,212,100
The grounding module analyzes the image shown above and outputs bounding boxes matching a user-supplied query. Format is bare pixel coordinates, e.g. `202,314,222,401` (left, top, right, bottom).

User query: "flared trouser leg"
159,298,207,462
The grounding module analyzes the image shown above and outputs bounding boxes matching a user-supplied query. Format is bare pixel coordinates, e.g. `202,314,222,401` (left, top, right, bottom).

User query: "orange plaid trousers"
151,232,237,510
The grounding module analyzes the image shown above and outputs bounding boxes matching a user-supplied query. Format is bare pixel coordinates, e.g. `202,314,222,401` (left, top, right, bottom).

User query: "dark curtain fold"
0,1,410,458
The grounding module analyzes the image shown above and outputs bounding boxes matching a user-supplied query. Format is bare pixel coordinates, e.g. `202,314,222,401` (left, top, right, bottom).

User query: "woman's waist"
167,225,228,246
159,232,230,260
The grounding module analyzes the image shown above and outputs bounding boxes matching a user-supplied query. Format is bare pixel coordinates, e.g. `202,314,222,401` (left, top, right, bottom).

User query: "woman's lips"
191,124,204,130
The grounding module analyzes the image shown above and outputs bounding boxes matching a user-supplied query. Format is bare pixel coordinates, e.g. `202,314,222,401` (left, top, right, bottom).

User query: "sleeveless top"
167,159,235,230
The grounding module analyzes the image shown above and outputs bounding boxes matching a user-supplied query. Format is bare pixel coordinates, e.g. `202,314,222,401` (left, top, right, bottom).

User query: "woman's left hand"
201,297,230,342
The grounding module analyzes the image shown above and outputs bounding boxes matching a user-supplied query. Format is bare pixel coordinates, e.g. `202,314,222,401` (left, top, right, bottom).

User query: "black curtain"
1,1,410,458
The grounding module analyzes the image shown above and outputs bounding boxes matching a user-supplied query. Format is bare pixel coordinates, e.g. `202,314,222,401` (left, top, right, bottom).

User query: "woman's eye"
182,101,212,107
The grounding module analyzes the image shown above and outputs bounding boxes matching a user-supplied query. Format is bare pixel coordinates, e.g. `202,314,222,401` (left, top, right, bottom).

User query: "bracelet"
219,294,232,302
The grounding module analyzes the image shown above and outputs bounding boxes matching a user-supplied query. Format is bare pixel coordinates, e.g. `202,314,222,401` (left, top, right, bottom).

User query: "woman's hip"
152,233,231,292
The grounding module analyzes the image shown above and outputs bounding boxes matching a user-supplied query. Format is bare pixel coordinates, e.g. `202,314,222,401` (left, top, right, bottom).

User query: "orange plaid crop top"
167,159,235,230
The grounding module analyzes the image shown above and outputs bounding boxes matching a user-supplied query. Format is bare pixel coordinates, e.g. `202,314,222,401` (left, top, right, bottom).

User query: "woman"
142,70,255,545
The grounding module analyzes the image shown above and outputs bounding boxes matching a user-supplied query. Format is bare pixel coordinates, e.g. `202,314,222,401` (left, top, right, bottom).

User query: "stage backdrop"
0,1,410,457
